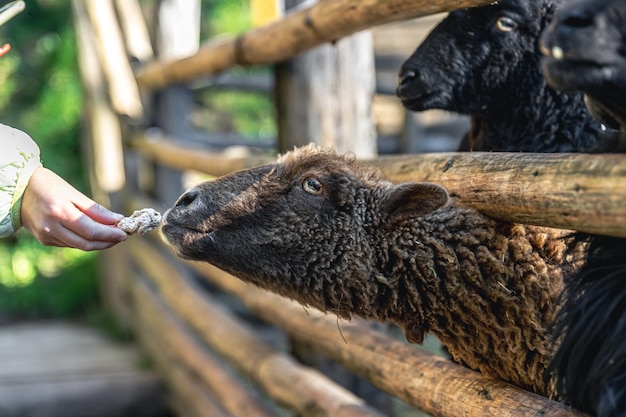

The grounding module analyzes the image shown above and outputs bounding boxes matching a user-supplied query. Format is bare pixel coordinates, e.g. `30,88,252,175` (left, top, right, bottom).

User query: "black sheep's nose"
175,190,198,208
397,68,418,96
398,68,417,88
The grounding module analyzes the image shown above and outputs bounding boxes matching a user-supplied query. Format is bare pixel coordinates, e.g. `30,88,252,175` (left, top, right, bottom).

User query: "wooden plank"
128,136,626,236
114,0,154,63
0,375,165,417
73,0,126,197
130,133,275,177
135,0,494,90
138,328,232,417
133,278,276,417
152,0,201,206
129,240,386,417
83,0,144,119
0,323,140,382
373,152,626,237
98,244,137,329
275,29,377,157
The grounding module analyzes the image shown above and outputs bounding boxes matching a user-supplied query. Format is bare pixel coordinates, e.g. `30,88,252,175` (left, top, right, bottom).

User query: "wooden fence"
73,0,626,415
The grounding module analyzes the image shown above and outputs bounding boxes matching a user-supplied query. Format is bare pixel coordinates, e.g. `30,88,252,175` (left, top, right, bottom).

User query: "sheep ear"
382,182,449,222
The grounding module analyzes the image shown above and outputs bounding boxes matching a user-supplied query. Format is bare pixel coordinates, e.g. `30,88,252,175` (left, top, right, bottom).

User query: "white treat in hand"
117,208,162,236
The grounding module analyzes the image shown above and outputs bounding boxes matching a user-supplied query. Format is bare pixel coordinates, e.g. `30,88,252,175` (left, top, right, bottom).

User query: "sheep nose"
175,190,198,208
397,68,418,97
398,68,417,88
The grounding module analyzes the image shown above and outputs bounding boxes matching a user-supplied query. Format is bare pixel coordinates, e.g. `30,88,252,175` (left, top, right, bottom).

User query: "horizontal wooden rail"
131,136,626,237
373,152,626,237
134,0,493,90
133,279,275,417
130,134,275,178
185,259,587,417
130,239,385,417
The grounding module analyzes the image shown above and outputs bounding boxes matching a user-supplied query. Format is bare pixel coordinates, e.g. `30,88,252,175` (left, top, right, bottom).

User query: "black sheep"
541,1,626,416
541,0,626,145
396,0,608,152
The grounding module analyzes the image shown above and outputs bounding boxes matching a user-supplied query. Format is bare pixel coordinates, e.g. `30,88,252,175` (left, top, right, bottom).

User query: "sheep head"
541,0,626,131
397,0,559,118
161,145,448,322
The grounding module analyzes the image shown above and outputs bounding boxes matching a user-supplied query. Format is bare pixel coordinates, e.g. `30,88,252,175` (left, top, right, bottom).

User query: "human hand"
20,167,128,251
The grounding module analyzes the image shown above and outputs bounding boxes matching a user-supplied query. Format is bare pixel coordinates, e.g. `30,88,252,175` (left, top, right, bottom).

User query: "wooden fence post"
153,0,201,206
274,0,377,157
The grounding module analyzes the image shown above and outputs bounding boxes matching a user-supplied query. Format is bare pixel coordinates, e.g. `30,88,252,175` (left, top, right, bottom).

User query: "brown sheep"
161,145,587,398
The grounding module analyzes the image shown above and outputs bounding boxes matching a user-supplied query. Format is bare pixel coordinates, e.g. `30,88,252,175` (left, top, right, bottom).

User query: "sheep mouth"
398,92,443,111
160,218,216,246
541,56,621,92
540,40,625,90
160,222,219,261
161,222,213,238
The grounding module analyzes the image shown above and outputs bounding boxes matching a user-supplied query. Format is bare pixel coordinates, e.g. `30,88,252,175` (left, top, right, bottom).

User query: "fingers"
31,213,127,251
20,167,128,251
72,195,124,226
32,228,121,251
61,213,128,247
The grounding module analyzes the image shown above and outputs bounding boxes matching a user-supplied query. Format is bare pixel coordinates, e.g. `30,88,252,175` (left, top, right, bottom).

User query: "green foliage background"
0,0,269,320
0,0,95,320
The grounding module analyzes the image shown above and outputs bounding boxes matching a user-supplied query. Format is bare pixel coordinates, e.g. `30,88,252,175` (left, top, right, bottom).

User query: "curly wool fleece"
162,145,587,397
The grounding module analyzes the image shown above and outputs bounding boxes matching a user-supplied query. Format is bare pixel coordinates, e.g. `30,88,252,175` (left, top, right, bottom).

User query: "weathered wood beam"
83,0,144,119
275,0,377,157
134,0,493,90
129,136,626,236
185,259,588,417
113,0,154,63
144,342,231,417
129,240,386,417
133,279,275,417
373,152,626,237
129,134,275,177
73,0,126,197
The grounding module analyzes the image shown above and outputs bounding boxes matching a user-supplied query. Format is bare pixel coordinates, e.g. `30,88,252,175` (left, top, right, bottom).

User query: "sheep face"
397,0,558,118
161,146,448,316
541,0,626,130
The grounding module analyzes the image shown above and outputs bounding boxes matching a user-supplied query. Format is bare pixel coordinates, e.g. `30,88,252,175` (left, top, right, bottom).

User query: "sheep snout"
175,189,199,208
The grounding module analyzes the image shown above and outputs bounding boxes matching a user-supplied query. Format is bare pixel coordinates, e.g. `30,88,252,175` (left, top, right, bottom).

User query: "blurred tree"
0,0,83,187
0,0,92,319
201,0,251,38
196,0,276,141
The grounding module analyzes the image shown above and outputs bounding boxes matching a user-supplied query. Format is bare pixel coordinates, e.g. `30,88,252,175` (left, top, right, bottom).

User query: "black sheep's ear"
381,182,449,223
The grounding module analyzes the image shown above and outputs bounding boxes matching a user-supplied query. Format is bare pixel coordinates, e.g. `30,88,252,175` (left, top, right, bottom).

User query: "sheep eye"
495,16,517,32
302,177,322,195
